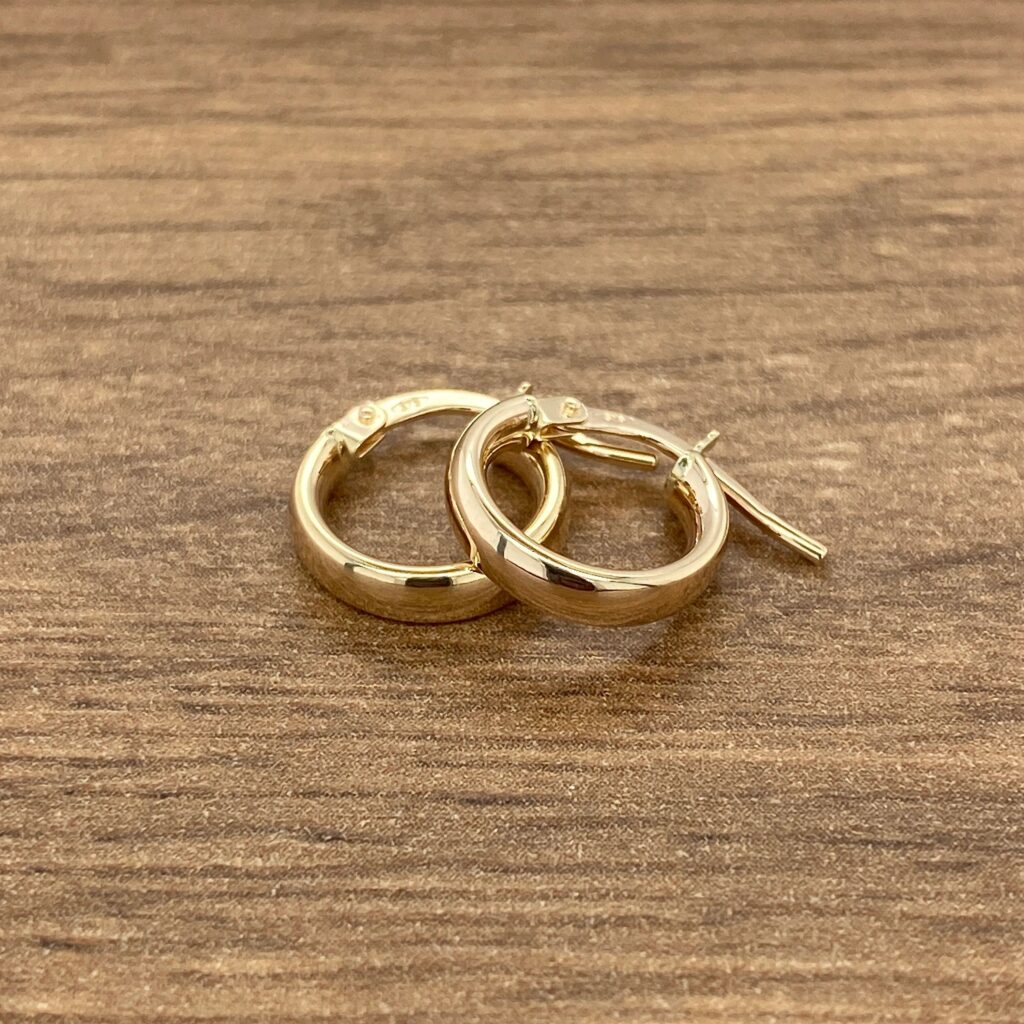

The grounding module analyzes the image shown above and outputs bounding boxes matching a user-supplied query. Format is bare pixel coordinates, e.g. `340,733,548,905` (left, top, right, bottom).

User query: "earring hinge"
327,402,389,459
519,391,659,469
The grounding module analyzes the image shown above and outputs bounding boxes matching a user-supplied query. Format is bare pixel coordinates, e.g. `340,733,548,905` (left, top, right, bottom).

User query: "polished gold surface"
289,389,569,623
448,394,828,627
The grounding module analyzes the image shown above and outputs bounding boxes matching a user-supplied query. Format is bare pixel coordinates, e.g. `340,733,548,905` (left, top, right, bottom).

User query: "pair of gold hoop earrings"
290,386,827,627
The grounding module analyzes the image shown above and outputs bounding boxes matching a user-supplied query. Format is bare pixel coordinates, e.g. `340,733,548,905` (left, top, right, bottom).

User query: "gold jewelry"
447,392,827,627
289,389,570,623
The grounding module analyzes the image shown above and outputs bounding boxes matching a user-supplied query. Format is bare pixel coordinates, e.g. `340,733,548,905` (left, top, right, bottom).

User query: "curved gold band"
289,389,568,623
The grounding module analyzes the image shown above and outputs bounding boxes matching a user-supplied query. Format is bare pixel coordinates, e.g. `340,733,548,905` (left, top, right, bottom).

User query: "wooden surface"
2,2,1023,1021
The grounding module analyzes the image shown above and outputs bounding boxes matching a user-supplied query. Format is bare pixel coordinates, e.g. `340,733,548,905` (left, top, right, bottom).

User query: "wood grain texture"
1,2,1022,1021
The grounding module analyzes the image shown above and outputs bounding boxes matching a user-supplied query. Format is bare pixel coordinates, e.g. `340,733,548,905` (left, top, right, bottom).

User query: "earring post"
563,433,659,469
708,460,828,563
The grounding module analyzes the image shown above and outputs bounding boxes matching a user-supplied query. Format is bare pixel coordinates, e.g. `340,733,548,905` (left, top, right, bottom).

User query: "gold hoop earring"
447,392,827,627
289,389,570,623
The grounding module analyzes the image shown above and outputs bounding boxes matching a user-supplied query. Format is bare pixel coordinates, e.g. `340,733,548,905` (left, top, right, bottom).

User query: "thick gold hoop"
447,393,826,627
290,389,568,623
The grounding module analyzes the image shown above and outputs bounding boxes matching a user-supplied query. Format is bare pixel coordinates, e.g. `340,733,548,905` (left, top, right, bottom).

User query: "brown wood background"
2,2,1022,1021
